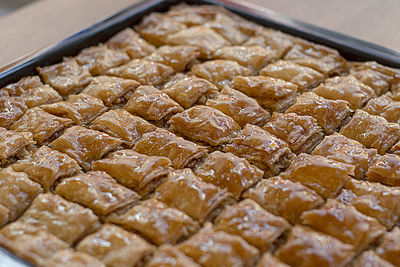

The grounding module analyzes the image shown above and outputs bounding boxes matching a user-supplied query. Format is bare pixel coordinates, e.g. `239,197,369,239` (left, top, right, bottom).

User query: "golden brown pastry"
49,126,122,170
275,225,355,267
339,109,400,154
256,253,289,267
177,222,259,267
263,112,324,155
313,75,376,110
0,127,34,165
55,171,140,216
37,58,92,96
215,199,290,252
195,151,263,199
243,176,323,224
367,154,400,186
376,227,400,266
0,96,27,128
313,133,378,179
91,149,171,196
281,153,354,199
76,224,155,267
42,249,105,267
337,179,400,229
133,128,208,169
108,199,199,245
146,245,200,267
363,92,400,123
12,145,81,191
168,105,241,146
353,251,393,267
165,4,227,26
232,76,298,113
19,193,100,245
90,109,156,147
154,169,232,222
225,124,294,177
1,75,43,96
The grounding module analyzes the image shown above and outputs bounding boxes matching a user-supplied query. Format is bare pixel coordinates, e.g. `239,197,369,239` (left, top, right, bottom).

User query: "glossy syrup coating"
376,226,400,266
256,253,289,267
133,128,208,169
108,199,199,245
353,251,393,267
0,127,34,163
0,96,27,128
165,4,228,26
42,249,105,267
232,75,298,113
263,112,324,155
367,154,400,186
1,75,43,96
363,92,400,123
146,245,200,267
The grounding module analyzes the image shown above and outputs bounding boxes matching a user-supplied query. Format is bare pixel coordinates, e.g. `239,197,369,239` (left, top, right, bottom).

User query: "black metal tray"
0,0,399,265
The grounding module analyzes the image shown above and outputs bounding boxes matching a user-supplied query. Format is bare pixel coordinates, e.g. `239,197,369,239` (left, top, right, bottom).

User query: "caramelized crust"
363,93,400,123
215,199,290,252
133,128,208,169
177,222,259,267
367,154,400,186
243,177,323,224
168,105,241,146
0,96,27,128
281,153,354,199
313,133,378,179
146,45,200,72
108,199,199,245
12,145,81,191
225,124,294,177
166,4,227,26
353,251,394,267
146,245,200,267
256,253,289,267
107,28,156,58
1,76,43,96
286,92,351,134
43,249,105,267
263,112,324,154
232,76,298,113
339,109,400,154
154,169,232,222
0,127,34,164
195,151,263,199
376,226,400,266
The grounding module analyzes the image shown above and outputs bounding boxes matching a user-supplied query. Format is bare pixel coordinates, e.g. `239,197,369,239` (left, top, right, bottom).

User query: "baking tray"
0,0,399,265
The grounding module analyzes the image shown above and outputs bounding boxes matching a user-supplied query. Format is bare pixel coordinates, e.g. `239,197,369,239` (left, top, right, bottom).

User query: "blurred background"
0,0,36,17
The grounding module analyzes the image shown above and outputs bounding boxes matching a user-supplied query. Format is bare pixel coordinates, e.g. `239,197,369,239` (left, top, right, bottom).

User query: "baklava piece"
168,105,241,146
177,223,259,267
135,13,187,46
213,45,275,72
106,59,174,86
37,58,92,96
55,171,140,216
281,153,354,199
215,199,291,252
191,60,252,89
312,75,376,110
10,107,73,144
165,4,227,26
363,93,400,123
163,74,219,109
76,224,155,267
81,76,140,106
263,112,324,154
124,85,183,122
243,177,324,224
91,149,171,196
350,61,400,96
225,124,294,177
353,251,393,267
337,179,400,229
256,253,289,267
206,87,270,127
75,45,130,75
133,128,208,169
1,75,43,96
108,199,199,245
90,109,156,147
107,27,156,58
42,93,107,125
301,199,385,251
367,154,400,186
260,60,324,92
195,151,263,199
313,133,378,179
285,92,351,134
0,168,42,226
12,145,80,191
339,109,400,154
19,193,100,245
42,249,105,267
0,222,68,266
146,45,200,72
376,226,400,266
275,225,355,267
284,39,349,76
232,76,298,113
391,140,400,154
0,96,27,128
154,168,232,222
0,127,34,165
146,245,200,267
166,26,230,59
49,126,122,170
